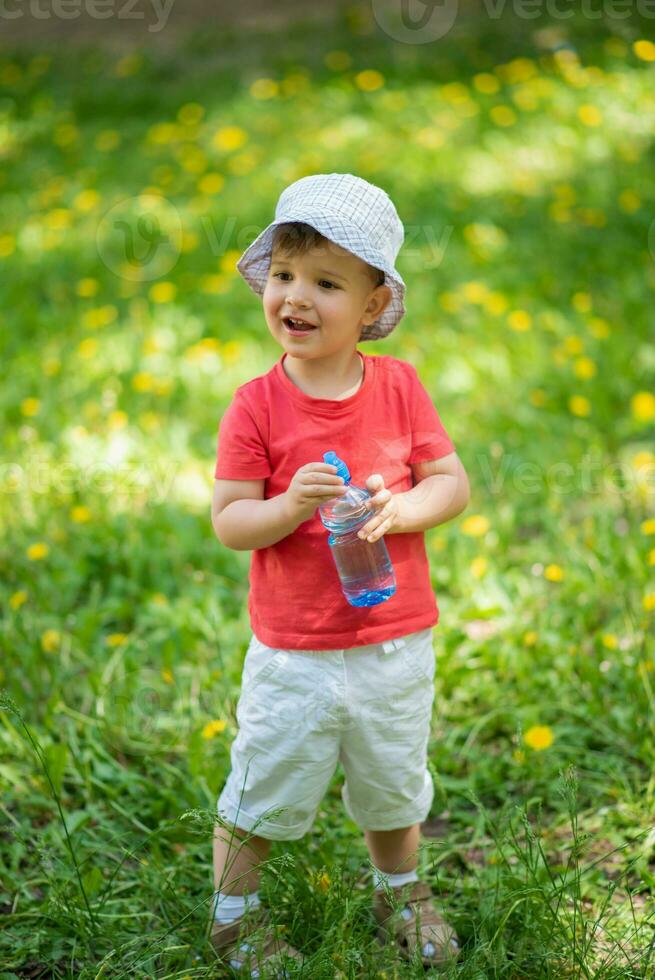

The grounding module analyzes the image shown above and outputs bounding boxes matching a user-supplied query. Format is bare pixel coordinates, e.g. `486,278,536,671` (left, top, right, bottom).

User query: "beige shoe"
209,901,304,977
373,878,460,968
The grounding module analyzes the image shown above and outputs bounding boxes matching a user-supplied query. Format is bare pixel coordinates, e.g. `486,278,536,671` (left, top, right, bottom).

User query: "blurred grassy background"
1,3,655,976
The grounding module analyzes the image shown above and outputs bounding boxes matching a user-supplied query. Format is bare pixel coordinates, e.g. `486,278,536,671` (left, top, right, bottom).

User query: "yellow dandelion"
484,291,508,315
202,719,228,739
644,593,655,612
149,281,176,304
602,634,618,649
490,105,516,127
115,52,142,77
529,389,546,407
177,102,205,126
588,317,610,339
573,357,596,379
77,338,98,359
132,372,154,393
641,519,655,535
572,291,592,313
41,629,61,653
197,172,225,195
462,281,489,304
315,871,330,892
70,505,91,523
107,410,128,430
152,377,173,396
27,542,49,561
36,343,55,379
578,104,602,126
473,72,500,94
250,78,279,100
82,305,117,329
634,39,655,62
523,631,538,646
73,189,100,212
461,515,490,537
9,590,28,610
0,233,16,257
221,340,242,364
631,392,655,423
355,69,385,92
76,277,98,297
219,249,241,275
563,334,584,354
544,563,564,582
324,50,352,71
21,398,40,417
150,592,168,605
95,129,121,152
470,556,488,579
439,291,461,313
161,667,174,684
649,551,655,567
106,633,128,647
508,310,532,332
512,749,526,764
618,190,641,213
524,725,554,751
212,125,248,151
569,395,591,417
549,203,571,224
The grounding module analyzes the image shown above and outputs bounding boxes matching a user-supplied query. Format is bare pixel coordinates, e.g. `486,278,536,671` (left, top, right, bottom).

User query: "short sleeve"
407,365,456,464
214,389,272,480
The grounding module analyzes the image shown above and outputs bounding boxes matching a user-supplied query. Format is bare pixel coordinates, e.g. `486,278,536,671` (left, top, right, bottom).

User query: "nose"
286,293,310,309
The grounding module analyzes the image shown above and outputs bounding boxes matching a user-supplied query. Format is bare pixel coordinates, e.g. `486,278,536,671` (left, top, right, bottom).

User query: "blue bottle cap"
323,451,350,483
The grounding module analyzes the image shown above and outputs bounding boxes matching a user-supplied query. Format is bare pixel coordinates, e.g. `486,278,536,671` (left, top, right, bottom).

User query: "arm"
358,452,471,541
214,493,301,551
392,471,470,534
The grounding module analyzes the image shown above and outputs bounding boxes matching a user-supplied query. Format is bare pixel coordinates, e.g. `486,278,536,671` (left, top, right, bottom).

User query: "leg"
213,821,272,895
364,823,421,874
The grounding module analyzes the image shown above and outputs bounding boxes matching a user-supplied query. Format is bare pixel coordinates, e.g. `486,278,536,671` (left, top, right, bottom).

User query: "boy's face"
262,239,392,360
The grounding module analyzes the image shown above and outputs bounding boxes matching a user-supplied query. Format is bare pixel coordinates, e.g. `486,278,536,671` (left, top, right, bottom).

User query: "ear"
361,284,393,326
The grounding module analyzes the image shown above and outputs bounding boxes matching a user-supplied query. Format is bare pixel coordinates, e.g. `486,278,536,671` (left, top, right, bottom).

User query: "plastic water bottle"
318,450,397,608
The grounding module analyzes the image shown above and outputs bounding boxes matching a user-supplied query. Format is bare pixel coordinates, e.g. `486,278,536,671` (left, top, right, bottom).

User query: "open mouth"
283,317,318,335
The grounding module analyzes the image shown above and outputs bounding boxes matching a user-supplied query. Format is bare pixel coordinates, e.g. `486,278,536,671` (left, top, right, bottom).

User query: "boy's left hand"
357,474,401,542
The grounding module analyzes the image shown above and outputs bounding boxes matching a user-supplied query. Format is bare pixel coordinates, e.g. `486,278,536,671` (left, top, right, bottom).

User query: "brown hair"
271,221,385,290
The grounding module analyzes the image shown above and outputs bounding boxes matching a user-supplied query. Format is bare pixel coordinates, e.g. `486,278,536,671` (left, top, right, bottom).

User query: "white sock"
212,888,261,924
371,865,419,892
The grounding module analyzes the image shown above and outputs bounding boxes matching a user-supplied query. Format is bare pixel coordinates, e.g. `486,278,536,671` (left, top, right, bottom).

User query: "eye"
319,280,337,289
273,272,291,281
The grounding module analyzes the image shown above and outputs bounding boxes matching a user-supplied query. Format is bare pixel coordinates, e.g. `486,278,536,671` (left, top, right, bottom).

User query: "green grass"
1,4,655,976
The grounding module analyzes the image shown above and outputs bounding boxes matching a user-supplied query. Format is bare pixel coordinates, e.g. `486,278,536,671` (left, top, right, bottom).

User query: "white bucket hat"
235,172,406,340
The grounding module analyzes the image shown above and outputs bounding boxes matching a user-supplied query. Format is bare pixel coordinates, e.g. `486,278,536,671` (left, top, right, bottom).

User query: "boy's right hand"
283,462,347,523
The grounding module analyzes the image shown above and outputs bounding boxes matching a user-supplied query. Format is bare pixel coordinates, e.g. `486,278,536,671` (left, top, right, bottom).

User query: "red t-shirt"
214,352,456,650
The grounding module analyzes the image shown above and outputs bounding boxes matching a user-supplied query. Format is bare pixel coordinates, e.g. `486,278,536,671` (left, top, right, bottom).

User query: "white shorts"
216,626,436,840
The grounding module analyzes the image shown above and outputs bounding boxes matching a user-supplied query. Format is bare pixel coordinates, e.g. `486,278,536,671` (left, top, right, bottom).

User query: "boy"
209,173,470,974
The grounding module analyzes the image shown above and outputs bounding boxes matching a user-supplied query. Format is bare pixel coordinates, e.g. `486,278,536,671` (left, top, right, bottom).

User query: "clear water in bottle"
318,450,397,608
